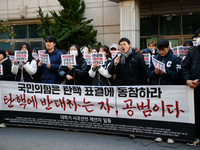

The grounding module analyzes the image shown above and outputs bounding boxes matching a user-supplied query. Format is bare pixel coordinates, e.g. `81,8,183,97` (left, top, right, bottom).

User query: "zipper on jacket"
129,63,131,71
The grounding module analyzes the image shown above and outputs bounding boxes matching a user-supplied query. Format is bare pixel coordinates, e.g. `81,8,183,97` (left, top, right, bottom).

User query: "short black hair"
45,35,57,44
118,37,131,45
183,41,193,46
157,39,169,50
0,49,6,58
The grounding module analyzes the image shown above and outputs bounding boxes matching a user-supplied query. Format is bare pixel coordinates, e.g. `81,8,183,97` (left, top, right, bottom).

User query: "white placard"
15,51,28,62
9,55,15,64
152,57,166,73
143,53,151,66
38,50,46,55
84,54,92,65
91,53,105,65
0,65,3,75
39,53,50,64
32,53,39,60
61,54,76,66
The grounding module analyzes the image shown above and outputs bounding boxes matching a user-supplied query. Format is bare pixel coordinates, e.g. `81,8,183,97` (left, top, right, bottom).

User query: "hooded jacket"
0,57,15,81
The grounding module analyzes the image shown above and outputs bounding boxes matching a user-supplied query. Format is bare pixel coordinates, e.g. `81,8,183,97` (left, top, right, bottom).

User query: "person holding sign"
11,43,37,82
147,39,182,144
58,44,87,85
89,45,113,86
108,37,147,85
37,35,63,84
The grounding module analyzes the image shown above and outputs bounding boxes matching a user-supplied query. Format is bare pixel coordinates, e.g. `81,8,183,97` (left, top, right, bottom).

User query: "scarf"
118,47,132,65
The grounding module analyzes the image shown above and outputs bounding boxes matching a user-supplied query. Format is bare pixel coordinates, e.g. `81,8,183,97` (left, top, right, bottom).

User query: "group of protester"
0,31,199,145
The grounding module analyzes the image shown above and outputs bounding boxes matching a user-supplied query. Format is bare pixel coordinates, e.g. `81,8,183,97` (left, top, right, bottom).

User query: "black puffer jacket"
58,57,87,85
147,52,182,85
0,57,15,81
108,50,147,85
182,46,200,82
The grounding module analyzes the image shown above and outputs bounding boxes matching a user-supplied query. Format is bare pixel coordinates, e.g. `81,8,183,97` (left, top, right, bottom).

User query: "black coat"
108,50,147,85
182,46,200,82
58,57,87,85
147,52,182,85
0,57,15,81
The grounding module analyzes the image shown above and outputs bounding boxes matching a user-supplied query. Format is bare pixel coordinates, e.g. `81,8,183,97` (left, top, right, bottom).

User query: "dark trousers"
194,87,200,138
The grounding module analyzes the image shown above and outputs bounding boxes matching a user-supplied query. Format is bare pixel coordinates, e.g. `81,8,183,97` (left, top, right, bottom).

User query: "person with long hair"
89,45,113,86
58,44,87,85
11,43,37,82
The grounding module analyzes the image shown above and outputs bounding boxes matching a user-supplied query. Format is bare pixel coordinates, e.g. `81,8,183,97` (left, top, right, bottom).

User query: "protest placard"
9,55,15,64
38,50,46,55
84,54,92,65
143,53,150,66
91,53,105,65
39,53,50,64
15,51,28,62
152,57,166,73
61,54,76,66
0,65,3,75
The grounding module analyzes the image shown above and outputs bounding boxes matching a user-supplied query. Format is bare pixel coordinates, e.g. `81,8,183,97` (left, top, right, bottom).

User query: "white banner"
61,54,76,66
0,81,194,124
15,51,28,62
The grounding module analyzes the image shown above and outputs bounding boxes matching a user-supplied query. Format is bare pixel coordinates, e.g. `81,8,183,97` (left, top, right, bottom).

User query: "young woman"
89,45,113,86
58,44,87,85
11,43,37,82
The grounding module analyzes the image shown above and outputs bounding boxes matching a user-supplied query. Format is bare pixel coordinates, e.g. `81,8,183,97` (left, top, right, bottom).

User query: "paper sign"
61,54,76,66
15,51,28,62
39,53,50,64
84,54,92,65
152,57,166,73
0,65,3,75
143,53,150,66
32,53,39,60
91,53,105,65
38,50,46,55
9,55,15,64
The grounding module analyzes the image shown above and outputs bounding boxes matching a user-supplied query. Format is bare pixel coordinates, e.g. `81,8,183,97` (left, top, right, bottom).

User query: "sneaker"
155,137,163,142
129,134,136,139
0,123,6,128
187,138,200,146
167,138,174,144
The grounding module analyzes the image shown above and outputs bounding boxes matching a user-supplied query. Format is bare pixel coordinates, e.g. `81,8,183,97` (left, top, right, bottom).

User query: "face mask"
197,37,200,46
70,50,78,56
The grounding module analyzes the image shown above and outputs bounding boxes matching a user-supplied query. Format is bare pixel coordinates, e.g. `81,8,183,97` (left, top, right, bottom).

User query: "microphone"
117,53,121,58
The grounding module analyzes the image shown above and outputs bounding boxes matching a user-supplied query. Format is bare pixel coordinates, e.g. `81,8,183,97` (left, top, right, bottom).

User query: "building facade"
0,0,200,51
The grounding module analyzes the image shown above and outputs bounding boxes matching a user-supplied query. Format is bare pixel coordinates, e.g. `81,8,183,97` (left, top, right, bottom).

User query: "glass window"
30,41,42,50
140,38,158,50
168,39,179,48
29,24,43,38
160,16,181,35
183,14,200,35
0,43,11,50
0,32,10,39
140,17,158,36
15,42,26,50
13,25,27,39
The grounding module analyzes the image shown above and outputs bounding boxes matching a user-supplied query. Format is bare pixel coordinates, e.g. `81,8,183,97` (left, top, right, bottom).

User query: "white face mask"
70,50,78,56
197,37,200,46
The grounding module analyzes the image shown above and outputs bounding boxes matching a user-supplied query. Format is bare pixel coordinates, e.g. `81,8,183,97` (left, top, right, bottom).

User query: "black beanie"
118,37,131,45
